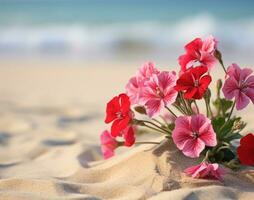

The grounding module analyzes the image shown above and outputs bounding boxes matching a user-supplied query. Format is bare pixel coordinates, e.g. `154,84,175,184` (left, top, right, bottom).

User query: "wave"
0,14,254,61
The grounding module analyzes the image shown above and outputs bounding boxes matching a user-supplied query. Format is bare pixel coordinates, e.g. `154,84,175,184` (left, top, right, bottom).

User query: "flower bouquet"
100,36,254,181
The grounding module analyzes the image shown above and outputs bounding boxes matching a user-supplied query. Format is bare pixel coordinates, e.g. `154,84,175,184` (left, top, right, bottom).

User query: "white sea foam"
0,14,253,62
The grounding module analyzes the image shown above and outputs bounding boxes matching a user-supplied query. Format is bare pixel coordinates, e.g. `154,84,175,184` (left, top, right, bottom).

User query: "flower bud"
134,106,147,115
216,79,223,98
214,49,222,62
204,88,211,103
232,120,246,131
217,79,222,91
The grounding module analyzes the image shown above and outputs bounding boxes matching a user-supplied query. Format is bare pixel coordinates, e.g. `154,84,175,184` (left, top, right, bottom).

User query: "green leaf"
213,98,233,116
211,147,236,163
223,132,242,143
219,119,235,137
220,99,233,113
221,149,235,162
213,99,220,112
214,151,224,162
212,115,244,142
212,117,225,134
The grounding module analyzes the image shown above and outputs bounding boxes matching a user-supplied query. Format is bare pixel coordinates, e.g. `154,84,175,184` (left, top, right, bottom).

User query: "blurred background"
0,0,254,65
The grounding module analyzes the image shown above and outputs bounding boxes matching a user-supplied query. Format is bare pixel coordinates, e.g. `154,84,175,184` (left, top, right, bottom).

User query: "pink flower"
126,62,159,105
125,76,140,105
100,126,135,159
100,130,118,159
185,162,226,181
172,114,217,158
137,62,159,80
139,71,178,117
179,35,218,73
222,63,254,110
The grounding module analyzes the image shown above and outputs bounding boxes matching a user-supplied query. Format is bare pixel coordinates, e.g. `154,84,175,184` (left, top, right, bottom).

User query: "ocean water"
0,0,254,63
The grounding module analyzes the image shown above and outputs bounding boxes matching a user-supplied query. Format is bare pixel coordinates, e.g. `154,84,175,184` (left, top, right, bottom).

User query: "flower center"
191,73,199,87
192,131,199,139
239,80,248,91
116,112,123,119
194,80,199,87
156,87,165,98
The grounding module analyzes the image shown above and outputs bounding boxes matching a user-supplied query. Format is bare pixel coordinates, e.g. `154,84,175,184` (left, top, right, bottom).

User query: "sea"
0,0,254,63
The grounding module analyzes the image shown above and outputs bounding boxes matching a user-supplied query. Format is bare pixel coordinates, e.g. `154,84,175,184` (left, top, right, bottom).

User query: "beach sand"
0,61,253,200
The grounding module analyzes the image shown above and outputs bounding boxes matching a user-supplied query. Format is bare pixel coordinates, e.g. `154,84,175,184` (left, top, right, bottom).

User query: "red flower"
105,93,133,137
179,36,217,73
237,133,254,166
174,66,212,99
123,126,136,147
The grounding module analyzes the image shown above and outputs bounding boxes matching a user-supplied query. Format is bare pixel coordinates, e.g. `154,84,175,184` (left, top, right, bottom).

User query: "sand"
0,61,253,200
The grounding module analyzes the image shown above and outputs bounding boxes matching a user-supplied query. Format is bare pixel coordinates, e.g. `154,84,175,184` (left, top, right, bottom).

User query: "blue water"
0,0,253,25
0,0,253,62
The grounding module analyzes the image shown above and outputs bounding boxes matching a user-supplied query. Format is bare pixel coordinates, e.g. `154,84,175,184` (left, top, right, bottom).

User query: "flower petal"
237,145,254,166
235,90,250,110
245,75,254,87
184,87,197,99
126,76,141,105
184,163,207,178
200,51,217,69
163,88,178,106
245,88,254,104
185,162,225,181
199,75,212,89
119,93,131,114
172,129,193,150
182,138,205,158
100,130,118,159
179,54,196,72
199,127,217,147
145,99,164,118
111,116,130,137
201,35,217,53
185,38,202,56
191,65,208,80
105,96,120,123
222,78,239,100
123,126,136,147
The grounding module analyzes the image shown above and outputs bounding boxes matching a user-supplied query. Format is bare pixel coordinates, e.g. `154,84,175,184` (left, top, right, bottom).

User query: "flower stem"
143,124,166,134
216,145,231,153
220,61,227,74
208,102,214,118
218,101,236,132
180,92,192,115
135,141,161,145
173,104,187,115
204,99,210,117
159,115,168,124
194,100,200,114
165,106,177,118
216,50,227,74
227,101,235,122
139,120,169,134
152,118,164,126
202,150,210,162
